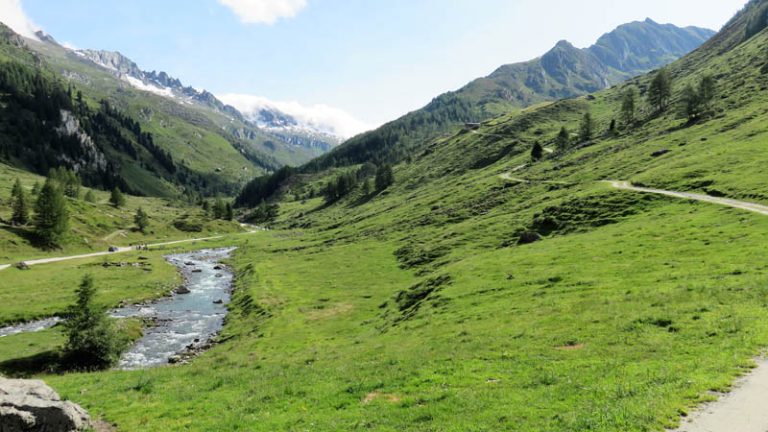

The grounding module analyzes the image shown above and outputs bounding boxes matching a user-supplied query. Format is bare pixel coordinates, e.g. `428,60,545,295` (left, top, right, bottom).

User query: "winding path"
0,233,257,272
608,181,768,216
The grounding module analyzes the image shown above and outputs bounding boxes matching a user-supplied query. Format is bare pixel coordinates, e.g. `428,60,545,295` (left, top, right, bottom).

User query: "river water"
0,247,236,370
113,247,236,369
0,317,62,338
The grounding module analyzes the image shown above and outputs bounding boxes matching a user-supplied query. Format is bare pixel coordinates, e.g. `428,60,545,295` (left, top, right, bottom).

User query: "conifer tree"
63,275,128,368
648,68,672,113
11,178,29,226
531,142,544,161
213,198,227,219
109,187,126,208
375,164,395,192
134,207,149,233
555,126,570,152
34,178,69,248
579,112,594,142
620,87,637,127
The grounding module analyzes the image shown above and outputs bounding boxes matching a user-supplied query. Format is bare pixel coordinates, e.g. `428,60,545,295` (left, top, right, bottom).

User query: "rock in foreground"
0,378,90,431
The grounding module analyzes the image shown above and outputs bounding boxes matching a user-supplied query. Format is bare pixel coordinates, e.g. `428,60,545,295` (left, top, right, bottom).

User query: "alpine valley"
2,1,768,431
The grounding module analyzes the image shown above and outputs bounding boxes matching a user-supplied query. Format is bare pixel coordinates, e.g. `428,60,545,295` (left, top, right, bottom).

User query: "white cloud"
219,93,374,139
0,0,39,40
218,0,307,25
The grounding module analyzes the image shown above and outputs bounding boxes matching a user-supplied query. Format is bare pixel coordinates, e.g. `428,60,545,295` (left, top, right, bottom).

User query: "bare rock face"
0,378,91,431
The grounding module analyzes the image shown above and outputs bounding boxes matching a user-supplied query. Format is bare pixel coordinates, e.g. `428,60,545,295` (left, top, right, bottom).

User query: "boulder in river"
192,269,203,273
174,286,191,295
0,378,91,431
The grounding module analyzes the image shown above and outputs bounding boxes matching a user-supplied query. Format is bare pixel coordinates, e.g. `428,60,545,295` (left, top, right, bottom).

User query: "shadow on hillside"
0,224,37,248
349,191,381,208
0,351,61,378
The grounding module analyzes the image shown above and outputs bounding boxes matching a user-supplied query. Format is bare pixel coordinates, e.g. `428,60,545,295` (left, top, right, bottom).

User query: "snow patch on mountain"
219,93,373,139
124,76,175,98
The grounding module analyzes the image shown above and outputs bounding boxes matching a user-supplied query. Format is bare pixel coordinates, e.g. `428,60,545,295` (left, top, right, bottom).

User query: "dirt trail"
608,181,768,216
0,233,253,271
101,229,128,242
671,359,768,432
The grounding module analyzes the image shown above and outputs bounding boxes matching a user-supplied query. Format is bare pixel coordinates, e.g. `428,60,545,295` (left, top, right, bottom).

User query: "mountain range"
301,19,715,173
69,44,342,152
0,16,715,201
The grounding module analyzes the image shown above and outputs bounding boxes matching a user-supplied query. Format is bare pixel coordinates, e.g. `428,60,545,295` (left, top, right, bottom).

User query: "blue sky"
1,0,750,135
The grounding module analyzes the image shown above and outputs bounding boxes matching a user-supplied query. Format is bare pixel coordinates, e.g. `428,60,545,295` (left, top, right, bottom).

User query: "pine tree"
225,203,234,221
109,187,126,208
681,84,702,121
579,112,594,142
679,75,718,121
213,198,227,219
620,87,637,127
34,179,69,248
555,126,570,152
531,142,544,161
84,190,96,203
63,275,128,369
375,164,395,192
698,75,716,110
30,181,41,196
134,207,149,233
10,178,29,226
648,68,672,113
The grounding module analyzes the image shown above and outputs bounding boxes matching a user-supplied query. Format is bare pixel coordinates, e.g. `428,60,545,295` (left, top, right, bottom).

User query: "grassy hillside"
0,2,767,431
0,162,243,263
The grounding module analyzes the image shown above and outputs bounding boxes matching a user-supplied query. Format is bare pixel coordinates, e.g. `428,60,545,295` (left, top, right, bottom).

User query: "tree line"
5,170,152,248
532,68,718,160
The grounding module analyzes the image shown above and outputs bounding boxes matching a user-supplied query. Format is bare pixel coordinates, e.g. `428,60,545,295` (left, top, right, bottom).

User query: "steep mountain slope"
297,19,714,174
72,47,340,154
0,23,337,198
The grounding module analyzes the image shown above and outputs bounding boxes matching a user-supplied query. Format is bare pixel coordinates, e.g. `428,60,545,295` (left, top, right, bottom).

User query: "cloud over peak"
219,93,374,139
218,0,307,25
0,0,39,40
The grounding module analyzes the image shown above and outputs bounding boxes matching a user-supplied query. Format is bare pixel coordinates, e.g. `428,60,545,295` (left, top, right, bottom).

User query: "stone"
174,286,191,295
0,378,91,431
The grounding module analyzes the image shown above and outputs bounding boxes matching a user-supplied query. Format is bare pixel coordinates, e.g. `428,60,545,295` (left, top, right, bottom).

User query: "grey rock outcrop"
0,378,91,431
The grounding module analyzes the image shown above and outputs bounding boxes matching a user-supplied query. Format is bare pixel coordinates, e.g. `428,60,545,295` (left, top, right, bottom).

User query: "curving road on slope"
608,181,768,216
